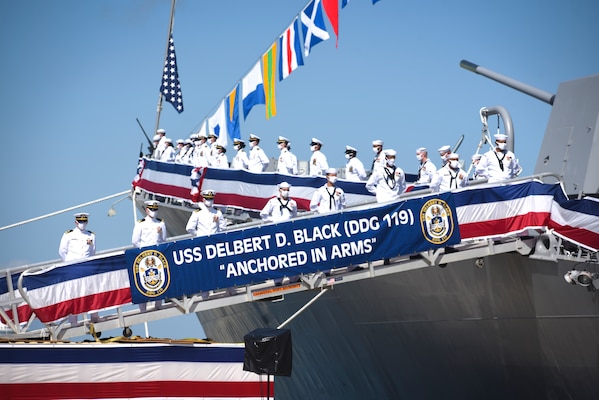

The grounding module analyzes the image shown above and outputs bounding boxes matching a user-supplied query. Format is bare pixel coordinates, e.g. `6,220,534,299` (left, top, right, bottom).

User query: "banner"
126,193,460,303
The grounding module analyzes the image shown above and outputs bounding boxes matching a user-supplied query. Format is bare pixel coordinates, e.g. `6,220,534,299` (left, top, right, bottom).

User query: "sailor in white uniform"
207,132,219,165
309,137,329,176
310,168,346,213
437,145,451,167
132,200,167,248
431,153,469,192
260,182,298,222
59,212,96,262
186,190,227,236
475,133,522,182
231,139,249,169
370,139,385,175
159,137,176,162
191,134,210,167
155,128,167,159
365,149,406,203
248,134,270,172
277,136,295,175
344,145,367,181
415,147,437,184
211,145,229,168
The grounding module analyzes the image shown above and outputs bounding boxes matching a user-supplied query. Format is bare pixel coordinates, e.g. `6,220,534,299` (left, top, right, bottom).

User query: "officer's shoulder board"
138,218,146,222
65,229,73,234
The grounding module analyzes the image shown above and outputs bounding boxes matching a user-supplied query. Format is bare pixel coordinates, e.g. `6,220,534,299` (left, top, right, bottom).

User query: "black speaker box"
243,328,292,376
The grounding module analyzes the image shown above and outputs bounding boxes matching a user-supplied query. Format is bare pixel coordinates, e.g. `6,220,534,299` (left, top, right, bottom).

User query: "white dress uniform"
310,184,346,214
59,227,96,262
345,156,367,181
248,145,270,172
416,159,437,184
131,216,167,248
277,148,295,174
186,204,226,236
365,164,406,203
211,150,229,168
231,149,249,169
191,142,210,167
160,144,176,162
432,165,469,192
260,196,298,222
476,149,521,182
309,150,329,176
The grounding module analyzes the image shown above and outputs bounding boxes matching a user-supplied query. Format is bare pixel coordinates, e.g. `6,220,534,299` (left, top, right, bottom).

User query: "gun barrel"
460,60,555,105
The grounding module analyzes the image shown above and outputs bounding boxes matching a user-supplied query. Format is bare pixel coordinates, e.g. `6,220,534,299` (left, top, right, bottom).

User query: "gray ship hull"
198,252,599,399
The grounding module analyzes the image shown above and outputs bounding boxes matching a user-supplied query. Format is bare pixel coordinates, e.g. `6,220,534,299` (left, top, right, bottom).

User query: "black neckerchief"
448,168,459,188
384,165,397,189
326,186,336,210
277,197,292,212
494,150,506,171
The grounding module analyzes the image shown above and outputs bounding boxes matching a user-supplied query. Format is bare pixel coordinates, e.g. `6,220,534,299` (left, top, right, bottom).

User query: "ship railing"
3,173,595,340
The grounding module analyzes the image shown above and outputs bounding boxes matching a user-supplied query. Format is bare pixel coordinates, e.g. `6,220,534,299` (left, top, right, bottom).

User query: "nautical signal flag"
279,17,304,81
301,0,330,57
226,84,241,141
242,61,265,120
160,35,184,113
262,43,277,119
208,99,228,147
322,0,339,47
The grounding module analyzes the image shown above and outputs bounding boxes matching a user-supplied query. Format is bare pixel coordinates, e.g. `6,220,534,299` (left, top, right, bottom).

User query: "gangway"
1,175,597,341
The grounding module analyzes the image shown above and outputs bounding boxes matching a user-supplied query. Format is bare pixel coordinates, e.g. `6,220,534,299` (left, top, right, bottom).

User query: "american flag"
160,35,184,113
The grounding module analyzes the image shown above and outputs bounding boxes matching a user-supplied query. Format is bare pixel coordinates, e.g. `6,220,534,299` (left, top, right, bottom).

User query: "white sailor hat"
494,133,508,141
471,153,482,161
416,147,427,153
278,181,291,189
144,200,159,210
152,135,160,142
345,145,357,153
74,212,89,221
189,133,198,140
176,139,184,144
156,128,166,135
448,152,460,160
164,137,172,144
384,149,397,157
208,132,218,138
184,139,192,145
201,189,216,199
310,137,323,146
372,140,384,146
249,134,260,141
277,136,290,143
325,167,338,175
438,145,451,153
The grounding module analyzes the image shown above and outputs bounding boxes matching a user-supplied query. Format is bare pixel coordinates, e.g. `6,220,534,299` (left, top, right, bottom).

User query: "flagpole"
154,0,177,137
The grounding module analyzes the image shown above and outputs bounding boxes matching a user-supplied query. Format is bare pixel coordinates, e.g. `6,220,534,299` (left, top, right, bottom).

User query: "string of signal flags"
160,0,383,148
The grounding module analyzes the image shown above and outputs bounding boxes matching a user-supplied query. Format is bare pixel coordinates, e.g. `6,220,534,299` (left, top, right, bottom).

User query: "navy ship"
193,63,599,399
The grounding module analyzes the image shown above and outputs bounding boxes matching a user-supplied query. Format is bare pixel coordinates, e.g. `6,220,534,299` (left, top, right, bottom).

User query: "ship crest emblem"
132,249,170,297
420,199,454,244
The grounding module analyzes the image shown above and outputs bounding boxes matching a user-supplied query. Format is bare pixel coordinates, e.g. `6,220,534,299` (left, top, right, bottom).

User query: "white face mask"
311,145,318,152
345,153,351,160
76,222,87,231
278,143,285,150
386,158,395,166
449,160,460,169
327,176,337,184
441,153,449,161
234,145,240,151
496,142,507,151
204,200,214,207
372,147,380,154
416,154,423,161
147,210,157,218
280,190,289,199
249,141,256,148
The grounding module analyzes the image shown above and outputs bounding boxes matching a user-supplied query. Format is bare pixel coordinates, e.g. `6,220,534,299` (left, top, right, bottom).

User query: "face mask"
249,142,256,148
148,210,157,218
278,143,285,150
234,145,240,151
386,158,395,166
327,176,337,184
372,147,379,154
311,145,318,152
204,200,214,207
76,222,87,231
449,160,460,169
280,190,289,199
345,153,351,160
496,142,507,150
416,154,423,161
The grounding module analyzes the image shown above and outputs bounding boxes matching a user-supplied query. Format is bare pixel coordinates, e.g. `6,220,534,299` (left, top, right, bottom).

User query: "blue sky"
1,0,598,339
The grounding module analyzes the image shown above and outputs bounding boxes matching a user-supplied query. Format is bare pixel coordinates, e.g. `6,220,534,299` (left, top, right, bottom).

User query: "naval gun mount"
461,60,599,198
